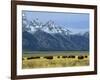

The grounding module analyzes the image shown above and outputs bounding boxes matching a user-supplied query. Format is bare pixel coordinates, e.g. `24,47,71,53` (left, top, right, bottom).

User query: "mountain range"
22,17,89,51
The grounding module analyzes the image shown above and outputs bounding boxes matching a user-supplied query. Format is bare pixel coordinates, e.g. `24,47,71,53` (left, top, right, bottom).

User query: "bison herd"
23,55,88,60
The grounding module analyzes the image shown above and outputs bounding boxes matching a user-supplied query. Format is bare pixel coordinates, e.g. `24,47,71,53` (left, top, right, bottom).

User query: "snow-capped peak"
22,18,72,35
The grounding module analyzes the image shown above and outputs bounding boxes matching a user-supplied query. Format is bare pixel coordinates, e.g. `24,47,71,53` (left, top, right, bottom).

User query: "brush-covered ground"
22,51,89,69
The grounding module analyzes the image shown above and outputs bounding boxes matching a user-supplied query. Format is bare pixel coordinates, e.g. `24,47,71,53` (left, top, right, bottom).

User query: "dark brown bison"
84,55,88,58
57,56,60,58
68,55,75,58
44,56,53,59
27,56,40,60
62,56,68,58
22,58,24,60
78,56,84,59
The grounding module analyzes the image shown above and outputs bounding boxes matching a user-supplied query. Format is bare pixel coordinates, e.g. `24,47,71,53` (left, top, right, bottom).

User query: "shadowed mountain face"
22,30,89,51
22,18,89,51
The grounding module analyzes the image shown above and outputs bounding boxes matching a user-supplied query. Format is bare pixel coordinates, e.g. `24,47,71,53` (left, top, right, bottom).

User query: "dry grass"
22,55,89,69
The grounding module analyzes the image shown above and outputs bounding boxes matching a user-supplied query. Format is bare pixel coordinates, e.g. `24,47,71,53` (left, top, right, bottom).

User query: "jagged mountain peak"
22,18,72,35
22,17,89,51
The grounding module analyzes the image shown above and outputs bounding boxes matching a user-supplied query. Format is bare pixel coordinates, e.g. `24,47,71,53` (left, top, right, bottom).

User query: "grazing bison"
68,55,75,58
57,56,60,58
85,55,88,58
44,56,53,59
22,58,24,60
78,56,84,59
27,56,40,60
62,56,68,58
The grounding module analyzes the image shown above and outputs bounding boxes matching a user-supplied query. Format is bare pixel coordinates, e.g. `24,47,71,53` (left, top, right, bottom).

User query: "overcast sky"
22,10,89,34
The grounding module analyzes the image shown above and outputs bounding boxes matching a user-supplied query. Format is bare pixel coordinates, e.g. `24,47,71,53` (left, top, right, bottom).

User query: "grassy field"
22,51,89,69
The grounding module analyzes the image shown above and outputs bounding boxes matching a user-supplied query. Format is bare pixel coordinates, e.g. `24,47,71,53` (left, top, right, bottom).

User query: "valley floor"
22,51,89,69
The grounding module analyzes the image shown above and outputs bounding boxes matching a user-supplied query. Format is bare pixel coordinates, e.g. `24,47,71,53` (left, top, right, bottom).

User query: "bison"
78,56,84,59
22,58,24,60
68,55,75,58
27,56,40,60
62,56,68,58
57,56,60,58
84,55,88,58
44,56,53,59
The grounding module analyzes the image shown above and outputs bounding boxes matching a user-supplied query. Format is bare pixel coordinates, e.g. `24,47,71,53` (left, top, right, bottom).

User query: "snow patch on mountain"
22,17,72,35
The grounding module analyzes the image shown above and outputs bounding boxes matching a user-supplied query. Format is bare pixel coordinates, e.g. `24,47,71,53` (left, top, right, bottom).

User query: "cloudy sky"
22,10,89,34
